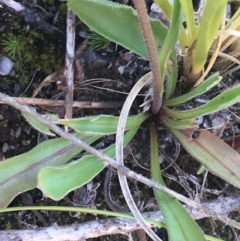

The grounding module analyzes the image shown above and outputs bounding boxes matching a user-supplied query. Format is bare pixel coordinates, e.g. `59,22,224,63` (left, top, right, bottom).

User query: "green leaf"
153,0,189,47
191,0,228,75
164,123,240,189
38,127,139,200
56,112,149,135
23,113,55,136
160,115,198,129
164,73,221,106
159,0,181,100
150,123,205,241
178,0,196,43
0,134,100,208
68,0,166,59
161,84,240,119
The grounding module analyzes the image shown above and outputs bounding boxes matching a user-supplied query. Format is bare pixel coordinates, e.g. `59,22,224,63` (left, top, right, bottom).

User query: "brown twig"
0,97,123,109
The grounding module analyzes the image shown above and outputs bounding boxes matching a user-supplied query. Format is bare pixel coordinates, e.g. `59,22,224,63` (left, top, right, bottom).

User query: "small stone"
212,116,225,128
15,126,22,138
123,52,133,62
0,25,6,32
0,56,14,76
2,142,8,153
10,129,14,136
159,154,164,163
118,66,124,75
79,30,87,38
135,153,141,159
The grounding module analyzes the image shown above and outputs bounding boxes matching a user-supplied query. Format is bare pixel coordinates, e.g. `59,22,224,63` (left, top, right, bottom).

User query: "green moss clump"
1,24,63,84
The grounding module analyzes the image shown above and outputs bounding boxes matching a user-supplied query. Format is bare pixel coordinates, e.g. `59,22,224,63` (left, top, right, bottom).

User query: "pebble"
2,142,8,153
0,56,14,76
118,66,124,75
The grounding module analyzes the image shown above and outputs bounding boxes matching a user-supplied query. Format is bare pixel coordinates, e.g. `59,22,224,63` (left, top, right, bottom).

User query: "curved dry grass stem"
133,0,162,114
115,72,163,241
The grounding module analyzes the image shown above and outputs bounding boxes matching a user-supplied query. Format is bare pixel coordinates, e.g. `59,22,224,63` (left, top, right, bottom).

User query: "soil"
0,1,240,241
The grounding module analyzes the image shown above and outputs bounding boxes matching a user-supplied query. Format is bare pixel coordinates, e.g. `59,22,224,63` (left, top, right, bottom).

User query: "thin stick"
133,0,162,114
116,72,162,241
0,195,239,240
0,92,239,230
0,97,123,108
64,8,75,119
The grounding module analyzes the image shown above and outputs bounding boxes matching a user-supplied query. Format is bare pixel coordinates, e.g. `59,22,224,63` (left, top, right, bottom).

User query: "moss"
1,22,64,85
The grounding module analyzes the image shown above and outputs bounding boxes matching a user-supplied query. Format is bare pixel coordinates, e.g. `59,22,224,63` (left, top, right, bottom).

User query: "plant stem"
0,206,165,227
133,0,162,114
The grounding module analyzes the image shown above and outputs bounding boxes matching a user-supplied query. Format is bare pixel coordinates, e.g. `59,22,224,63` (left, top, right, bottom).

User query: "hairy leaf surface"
57,113,149,135
0,134,99,208
38,127,139,200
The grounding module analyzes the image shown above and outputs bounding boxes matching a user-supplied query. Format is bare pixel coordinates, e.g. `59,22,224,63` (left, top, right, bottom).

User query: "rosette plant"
0,0,240,241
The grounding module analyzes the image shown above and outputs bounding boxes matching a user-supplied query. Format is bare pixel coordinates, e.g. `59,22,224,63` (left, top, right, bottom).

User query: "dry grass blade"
115,72,163,241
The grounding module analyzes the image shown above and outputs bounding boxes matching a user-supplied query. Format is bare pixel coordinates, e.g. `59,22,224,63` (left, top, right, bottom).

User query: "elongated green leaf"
160,115,198,129
178,0,196,43
154,0,172,20
161,84,240,119
38,127,139,200
0,134,100,208
192,0,228,74
150,123,205,241
164,122,240,189
159,0,181,100
164,73,221,106
23,113,55,136
56,112,149,135
154,0,189,47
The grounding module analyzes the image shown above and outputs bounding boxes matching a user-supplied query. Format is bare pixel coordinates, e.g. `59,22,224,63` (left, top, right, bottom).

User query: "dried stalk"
0,97,123,108
64,8,76,119
116,72,162,241
133,0,162,114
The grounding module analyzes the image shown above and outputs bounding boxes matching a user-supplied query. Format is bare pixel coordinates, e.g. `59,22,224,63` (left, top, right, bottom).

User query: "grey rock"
0,56,14,76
